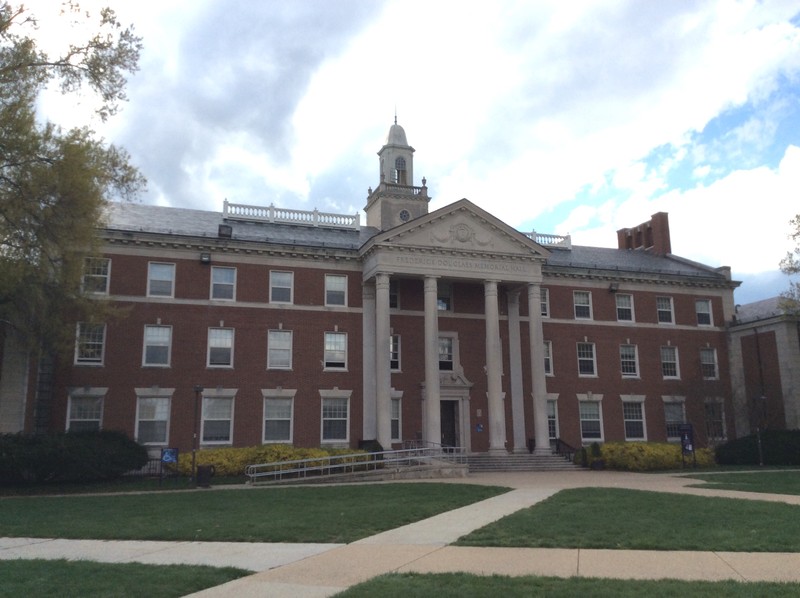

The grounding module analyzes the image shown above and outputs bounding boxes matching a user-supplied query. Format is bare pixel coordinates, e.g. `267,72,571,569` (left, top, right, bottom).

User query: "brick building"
1,121,741,455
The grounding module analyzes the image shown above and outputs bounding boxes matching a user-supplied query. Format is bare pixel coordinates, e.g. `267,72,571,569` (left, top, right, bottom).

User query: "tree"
779,214,800,312
0,2,144,355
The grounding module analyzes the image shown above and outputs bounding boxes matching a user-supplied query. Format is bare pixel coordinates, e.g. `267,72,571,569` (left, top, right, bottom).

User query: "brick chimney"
616,212,672,255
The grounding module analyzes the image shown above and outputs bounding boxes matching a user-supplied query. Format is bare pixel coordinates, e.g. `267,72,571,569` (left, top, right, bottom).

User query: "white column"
507,290,527,453
528,282,550,454
361,282,376,441
423,276,441,446
485,280,506,454
375,273,392,449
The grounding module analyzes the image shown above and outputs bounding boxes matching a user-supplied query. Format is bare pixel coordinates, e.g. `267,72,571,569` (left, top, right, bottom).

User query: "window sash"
391,398,401,441
696,299,712,325
620,344,638,377
700,348,718,379
202,398,233,443
660,346,679,378
270,271,293,303
390,335,400,370
143,325,171,366
616,294,633,321
579,401,602,439
438,337,454,370
137,397,170,444
577,342,596,376
324,332,347,369
68,396,102,431
211,267,236,300
148,263,175,297
547,400,558,439
268,330,292,369
705,402,725,440
322,398,348,441
325,274,347,306
264,398,292,442
574,291,592,319
76,323,105,364
540,288,549,317
83,257,110,294
208,328,234,367
664,403,685,438
623,402,645,440
657,296,674,323
543,341,552,375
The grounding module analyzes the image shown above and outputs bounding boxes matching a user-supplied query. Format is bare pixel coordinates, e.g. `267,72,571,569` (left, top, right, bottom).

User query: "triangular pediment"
362,198,549,260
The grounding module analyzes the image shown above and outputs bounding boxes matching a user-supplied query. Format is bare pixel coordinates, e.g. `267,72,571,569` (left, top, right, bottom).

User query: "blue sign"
161,448,178,463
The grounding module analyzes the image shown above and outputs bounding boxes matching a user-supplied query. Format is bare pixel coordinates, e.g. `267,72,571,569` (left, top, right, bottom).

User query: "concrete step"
467,453,580,472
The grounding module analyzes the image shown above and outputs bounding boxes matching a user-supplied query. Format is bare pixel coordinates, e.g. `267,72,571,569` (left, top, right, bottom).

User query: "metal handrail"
554,438,577,462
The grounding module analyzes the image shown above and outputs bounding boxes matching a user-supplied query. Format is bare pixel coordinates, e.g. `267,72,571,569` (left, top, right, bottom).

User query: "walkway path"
2,470,800,597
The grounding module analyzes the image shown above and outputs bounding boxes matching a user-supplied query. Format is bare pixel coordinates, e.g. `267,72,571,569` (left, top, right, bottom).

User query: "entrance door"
440,400,459,448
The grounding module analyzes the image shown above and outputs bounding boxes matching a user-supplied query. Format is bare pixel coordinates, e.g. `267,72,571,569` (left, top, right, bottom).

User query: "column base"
533,446,553,456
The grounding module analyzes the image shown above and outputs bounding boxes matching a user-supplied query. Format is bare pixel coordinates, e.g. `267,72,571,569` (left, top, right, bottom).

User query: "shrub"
581,442,715,471
715,430,800,465
0,430,149,484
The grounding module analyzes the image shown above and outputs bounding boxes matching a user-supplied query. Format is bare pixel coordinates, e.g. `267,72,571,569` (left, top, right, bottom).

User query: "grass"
0,559,249,598
685,471,800,495
0,482,508,543
455,487,800,552
336,573,800,597
0,475,245,497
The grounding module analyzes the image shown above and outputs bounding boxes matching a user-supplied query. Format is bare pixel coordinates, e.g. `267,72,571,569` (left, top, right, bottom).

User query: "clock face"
399,209,411,222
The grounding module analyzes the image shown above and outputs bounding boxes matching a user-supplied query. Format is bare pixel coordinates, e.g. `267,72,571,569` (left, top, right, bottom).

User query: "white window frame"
577,342,597,377
267,329,293,370
621,395,647,441
142,324,172,367
75,322,106,366
148,262,175,298
543,340,553,376
201,389,236,445
207,327,234,368
696,299,713,326
211,266,236,301
620,344,639,378
391,393,402,442
700,347,718,379
390,334,401,371
269,270,293,304
83,257,110,294
616,293,634,322
134,388,173,446
573,290,593,320
660,345,680,379
262,388,295,443
438,335,456,371
662,396,686,440
66,388,106,432
578,394,604,443
320,389,351,444
324,331,348,370
540,287,550,318
325,274,347,307
656,296,674,324
547,397,559,441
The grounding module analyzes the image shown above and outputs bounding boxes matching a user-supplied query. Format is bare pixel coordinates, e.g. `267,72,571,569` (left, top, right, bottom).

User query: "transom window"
696,299,712,326
136,397,170,444
616,294,634,321
325,274,347,306
700,347,718,379
143,325,171,366
208,328,234,367
263,397,293,443
324,332,347,369
579,401,603,441
267,330,292,369
270,271,293,303
577,342,596,376
623,401,645,440
211,266,236,300
573,291,592,319
620,344,639,378
660,346,679,378
75,323,106,365
83,257,110,294
657,296,674,324
148,262,175,297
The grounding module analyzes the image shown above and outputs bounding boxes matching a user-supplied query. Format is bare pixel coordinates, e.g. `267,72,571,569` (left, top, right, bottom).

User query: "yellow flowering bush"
598,441,715,471
176,445,367,477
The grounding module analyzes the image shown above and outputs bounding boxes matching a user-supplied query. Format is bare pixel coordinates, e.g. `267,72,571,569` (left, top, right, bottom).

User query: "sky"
26,0,800,305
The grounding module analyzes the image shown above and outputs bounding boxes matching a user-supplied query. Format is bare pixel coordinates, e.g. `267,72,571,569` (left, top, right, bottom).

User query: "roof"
734,296,791,324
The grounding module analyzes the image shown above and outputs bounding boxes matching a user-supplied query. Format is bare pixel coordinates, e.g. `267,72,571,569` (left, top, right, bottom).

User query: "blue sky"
30,0,800,305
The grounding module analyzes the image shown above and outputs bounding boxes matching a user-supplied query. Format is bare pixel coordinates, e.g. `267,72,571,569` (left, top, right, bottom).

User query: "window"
75,323,105,365
148,262,175,297
705,400,726,442
83,257,110,294
143,325,171,366
263,397,293,443
700,347,718,379
391,397,401,441
324,332,347,369
270,271,293,303
616,294,634,321
660,346,680,378
325,274,347,306
664,400,685,439
439,336,454,370
211,266,236,300
543,341,553,375
656,296,674,324
390,334,401,371
573,291,592,319
437,282,452,311
202,396,234,444
540,288,550,318
696,299,712,326
267,330,292,369
136,397,170,444
577,342,596,376
208,328,234,367
67,393,104,431
547,400,559,440
620,344,639,378
579,400,603,441
321,397,349,442
622,401,646,440
389,280,399,309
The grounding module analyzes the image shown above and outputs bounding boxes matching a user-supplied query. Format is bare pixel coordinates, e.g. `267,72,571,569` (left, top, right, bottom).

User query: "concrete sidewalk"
2,470,800,597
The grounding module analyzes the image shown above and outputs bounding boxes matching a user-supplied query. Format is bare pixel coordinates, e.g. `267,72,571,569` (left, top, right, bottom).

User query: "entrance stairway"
467,452,580,472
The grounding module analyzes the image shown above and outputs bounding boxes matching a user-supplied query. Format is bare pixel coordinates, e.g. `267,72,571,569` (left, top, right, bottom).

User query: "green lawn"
0,559,249,598
455,488,800,552
337,573,800,598
0,483,508,543
685,471,800,495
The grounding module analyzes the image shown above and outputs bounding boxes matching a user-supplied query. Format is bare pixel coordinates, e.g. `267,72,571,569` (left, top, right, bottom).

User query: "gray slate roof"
734,297,785,323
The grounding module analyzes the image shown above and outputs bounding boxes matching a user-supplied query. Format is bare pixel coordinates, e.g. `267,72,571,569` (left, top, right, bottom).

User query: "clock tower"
364,118,430,230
